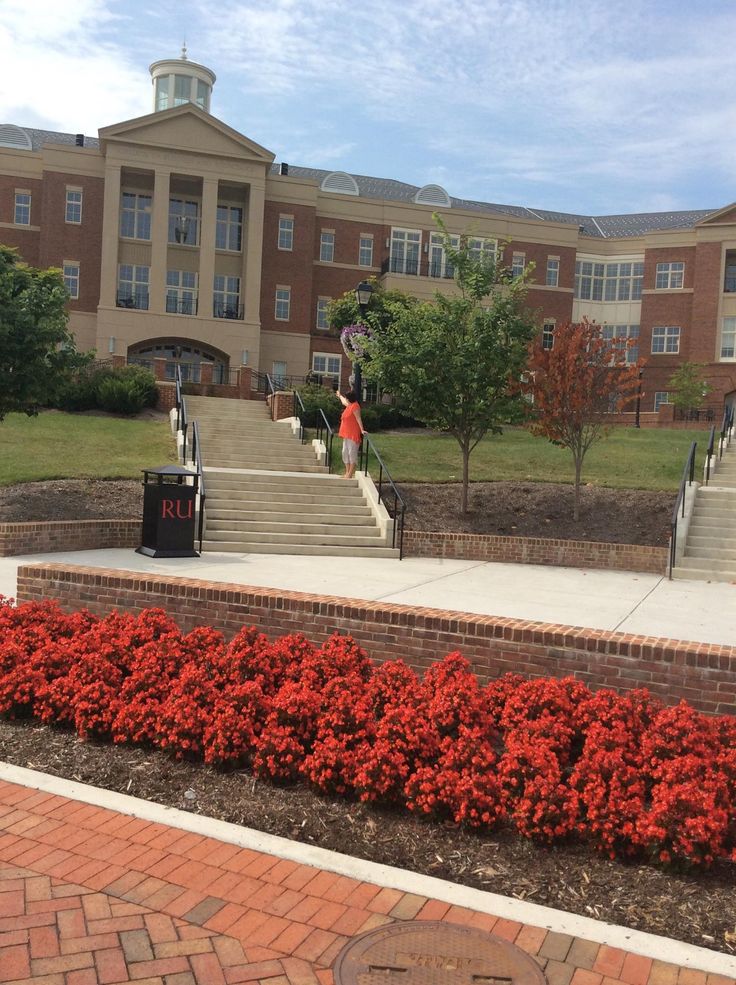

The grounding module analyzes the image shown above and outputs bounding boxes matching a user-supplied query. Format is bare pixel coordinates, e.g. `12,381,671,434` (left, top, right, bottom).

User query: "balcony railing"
116,290,149,310
165,295,198,315
213,301,244,320
380,255,455,279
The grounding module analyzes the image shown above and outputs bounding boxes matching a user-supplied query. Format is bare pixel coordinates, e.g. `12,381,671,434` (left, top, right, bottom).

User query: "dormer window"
320,172,359,195
413,184,451,207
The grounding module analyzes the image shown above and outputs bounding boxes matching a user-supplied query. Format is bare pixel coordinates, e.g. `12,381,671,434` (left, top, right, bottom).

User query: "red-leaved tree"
526,319,642,521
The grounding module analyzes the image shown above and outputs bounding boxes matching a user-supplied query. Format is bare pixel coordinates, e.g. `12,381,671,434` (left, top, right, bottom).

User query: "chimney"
280,162,289,176
75,133,84,147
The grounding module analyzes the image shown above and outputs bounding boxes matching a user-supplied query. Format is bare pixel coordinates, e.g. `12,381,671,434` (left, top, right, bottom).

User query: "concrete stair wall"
184,396,398,557
673,434,736,581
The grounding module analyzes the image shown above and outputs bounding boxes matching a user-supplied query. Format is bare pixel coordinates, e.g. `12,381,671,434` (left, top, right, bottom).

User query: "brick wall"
0,521,139,558
403,530,668,574
16,563,736,715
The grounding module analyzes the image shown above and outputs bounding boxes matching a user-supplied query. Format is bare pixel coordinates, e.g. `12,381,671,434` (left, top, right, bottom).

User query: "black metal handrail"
165,295,198,315
116,290,149,310
191,420,206,552
315,408,335,472
264,373,277,419
292,389,306,444
669,440,697,579
358,433,406,559
705,426,716,484
213,301,244,320
719,405,735,460
672,404,720,423
175,365,188,454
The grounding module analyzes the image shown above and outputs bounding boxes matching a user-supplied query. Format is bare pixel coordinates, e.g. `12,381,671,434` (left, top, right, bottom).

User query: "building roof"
7,124,717,239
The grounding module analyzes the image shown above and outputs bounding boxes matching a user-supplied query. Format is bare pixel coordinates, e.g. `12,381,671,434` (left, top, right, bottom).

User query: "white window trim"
390,228,422,274
65,187,83,224
312,351,342,379
14,190,31,226
655,261,685,291
120,191,152,241
320,229,335,262
62,260,80,300
542,320,555,350
546,256,560,287
215,203,243,253
278,215,294,251
359,233,374,267
275,285,291,321
654,391,670,412
316,296,331,331
512,252,526,277
720,316,736,361
651,325,681,355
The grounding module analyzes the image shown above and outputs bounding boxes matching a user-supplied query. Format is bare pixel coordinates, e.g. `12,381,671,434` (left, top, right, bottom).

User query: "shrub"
56,364,158,415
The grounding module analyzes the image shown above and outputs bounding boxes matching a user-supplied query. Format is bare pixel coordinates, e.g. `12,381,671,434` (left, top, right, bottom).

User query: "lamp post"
353,280,373,402
634,369,643,428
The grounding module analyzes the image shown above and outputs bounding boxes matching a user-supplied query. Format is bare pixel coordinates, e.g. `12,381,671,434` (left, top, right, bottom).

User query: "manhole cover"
333,920,546,985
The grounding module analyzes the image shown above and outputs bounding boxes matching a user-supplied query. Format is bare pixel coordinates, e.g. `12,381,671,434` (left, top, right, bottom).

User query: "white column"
98,164,121,308
199,177,219,320
243,179,266,325
148,169,170,314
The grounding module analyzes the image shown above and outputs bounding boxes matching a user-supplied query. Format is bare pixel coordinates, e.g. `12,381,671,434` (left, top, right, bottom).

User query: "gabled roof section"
695,202,736,225
99,103,274,163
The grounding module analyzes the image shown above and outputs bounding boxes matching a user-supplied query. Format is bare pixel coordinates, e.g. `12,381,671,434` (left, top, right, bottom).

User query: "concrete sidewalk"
1,548,735,646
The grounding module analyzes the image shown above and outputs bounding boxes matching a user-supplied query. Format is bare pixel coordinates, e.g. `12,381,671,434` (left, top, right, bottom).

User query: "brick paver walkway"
0,779,732,985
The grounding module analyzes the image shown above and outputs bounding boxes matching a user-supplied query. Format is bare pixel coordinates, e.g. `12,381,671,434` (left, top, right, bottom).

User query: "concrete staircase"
672,434,736,582
184,396,398,557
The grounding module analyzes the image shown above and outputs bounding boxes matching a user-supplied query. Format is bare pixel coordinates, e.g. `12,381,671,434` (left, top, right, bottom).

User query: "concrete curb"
0,762,733,977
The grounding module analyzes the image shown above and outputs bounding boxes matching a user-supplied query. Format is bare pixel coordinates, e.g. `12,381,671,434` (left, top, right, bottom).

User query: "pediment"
99,105,274,164
697,202,736,226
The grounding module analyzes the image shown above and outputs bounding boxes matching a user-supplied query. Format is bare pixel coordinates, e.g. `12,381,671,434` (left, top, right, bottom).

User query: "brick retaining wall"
403,530,668,574
16,563,736,715
0,521,139,558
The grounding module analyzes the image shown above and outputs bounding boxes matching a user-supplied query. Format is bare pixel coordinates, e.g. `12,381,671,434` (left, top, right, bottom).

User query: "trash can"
137,465,200,558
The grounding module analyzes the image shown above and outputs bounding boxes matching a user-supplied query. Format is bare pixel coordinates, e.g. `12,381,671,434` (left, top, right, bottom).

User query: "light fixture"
355,281,373,308
241,350,249,365
108,336,115,353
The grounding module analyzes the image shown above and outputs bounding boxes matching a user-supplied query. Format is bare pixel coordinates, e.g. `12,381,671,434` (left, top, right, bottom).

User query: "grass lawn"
0,411,177,486
333,426,705,491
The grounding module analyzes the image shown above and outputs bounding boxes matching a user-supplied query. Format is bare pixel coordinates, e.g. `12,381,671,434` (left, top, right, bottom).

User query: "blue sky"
1,0,735,217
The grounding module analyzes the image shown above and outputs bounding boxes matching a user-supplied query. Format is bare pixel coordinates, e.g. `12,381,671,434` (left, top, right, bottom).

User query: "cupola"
149,44,216,113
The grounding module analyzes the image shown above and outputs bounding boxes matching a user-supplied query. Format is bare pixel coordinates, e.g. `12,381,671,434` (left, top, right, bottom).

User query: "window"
316,297,331,330
272,361,288,386
511,253,525,278
654,392,670,412
63,262,79,300
216,205,242,251
601,324,640,364
195,79,208,110
428,232,459,279
546,257,560,287
65,188,82,224
173,74,190,106
213,275,241,319
166,270,198,315
278,216,294,251
574,260,644,301
168,198,199,246
655,261,684,290
720,317,736,359
120,192,151,240
312,352,341,384
468,238,496,264
117,264,149,309
275,286,291,321
320,230,335,262
359,235,374,267
542,321,555,350
14,191,30,225
651,325,681,354
390,228,421,275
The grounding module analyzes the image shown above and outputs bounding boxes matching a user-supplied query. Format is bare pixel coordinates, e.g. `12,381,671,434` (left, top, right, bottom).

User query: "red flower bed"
0,596,734,868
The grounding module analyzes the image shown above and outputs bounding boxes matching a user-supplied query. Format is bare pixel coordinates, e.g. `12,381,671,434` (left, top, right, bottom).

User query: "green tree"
0,245,86,420
360,219,537,513
667,362,712,414
327,279,419,336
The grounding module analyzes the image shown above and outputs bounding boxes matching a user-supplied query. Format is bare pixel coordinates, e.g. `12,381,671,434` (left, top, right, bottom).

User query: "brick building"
1,49,735,412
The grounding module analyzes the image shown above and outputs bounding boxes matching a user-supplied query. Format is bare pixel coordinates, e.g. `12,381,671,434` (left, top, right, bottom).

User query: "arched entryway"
128,339,230,384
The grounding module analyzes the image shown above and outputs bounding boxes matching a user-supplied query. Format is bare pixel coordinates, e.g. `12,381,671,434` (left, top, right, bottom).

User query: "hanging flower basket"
340,323,372,360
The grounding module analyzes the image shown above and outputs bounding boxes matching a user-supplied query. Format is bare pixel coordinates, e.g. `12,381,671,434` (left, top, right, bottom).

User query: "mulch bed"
0,718,733,955
0,479,674,547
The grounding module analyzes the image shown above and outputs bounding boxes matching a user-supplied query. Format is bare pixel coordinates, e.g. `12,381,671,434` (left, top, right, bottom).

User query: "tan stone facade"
2,74,736,410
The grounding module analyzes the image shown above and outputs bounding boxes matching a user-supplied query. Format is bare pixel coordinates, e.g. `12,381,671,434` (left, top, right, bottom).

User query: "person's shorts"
342,438,359,465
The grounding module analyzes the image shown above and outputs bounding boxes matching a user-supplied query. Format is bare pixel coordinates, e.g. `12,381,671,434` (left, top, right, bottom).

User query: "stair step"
687,535,736,549
204,529,386,547
671,566,736,582
684,545,736,561
202,540,400,557
206,501,371,516
206,518,381,536
677,556,736,573
205,473,356,492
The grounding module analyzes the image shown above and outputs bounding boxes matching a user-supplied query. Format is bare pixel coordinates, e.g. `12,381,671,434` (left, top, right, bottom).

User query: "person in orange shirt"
336,389,366,479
